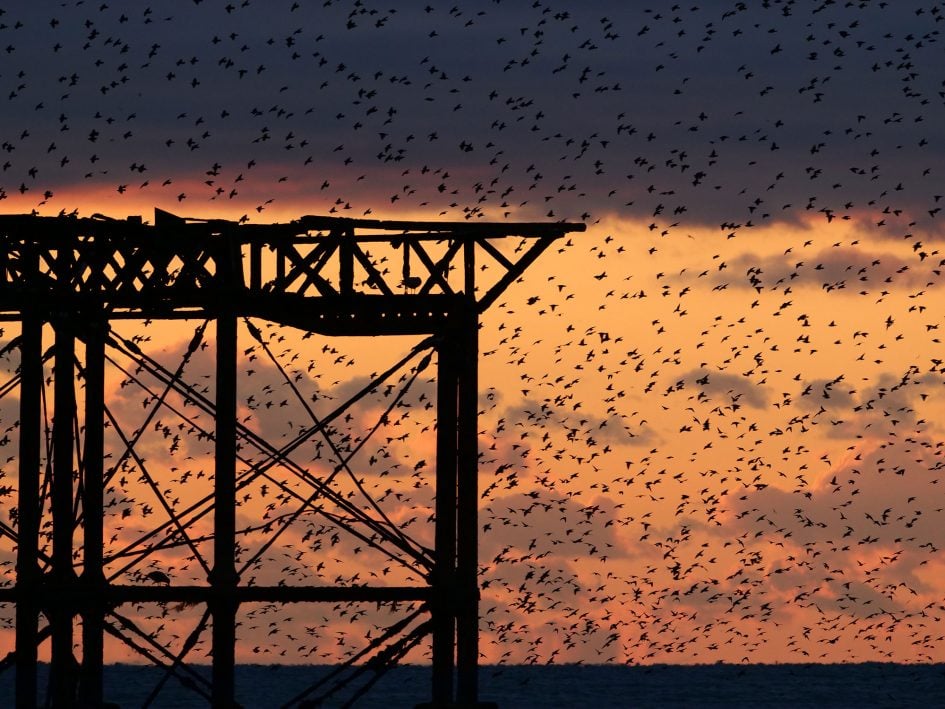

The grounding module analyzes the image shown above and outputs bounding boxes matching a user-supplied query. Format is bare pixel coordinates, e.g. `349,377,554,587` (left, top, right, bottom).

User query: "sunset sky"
0,0,943,672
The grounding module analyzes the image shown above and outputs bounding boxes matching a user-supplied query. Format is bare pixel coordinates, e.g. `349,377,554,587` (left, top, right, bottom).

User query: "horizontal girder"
0,210,584,329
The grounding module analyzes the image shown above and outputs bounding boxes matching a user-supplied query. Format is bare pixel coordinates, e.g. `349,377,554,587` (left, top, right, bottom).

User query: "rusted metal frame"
415,239,463,296
15,296,42,709
49,244,79,707
280,238,334,292
476,235,559,314
78,317,106,708
0,215,129,234
316,361,435,567
94,343,244,578
349,241,395,295
274,242,287,286
236,470,429,581
99,401,212,577
50,315,77,707
241,318,432,571
463,234,476,297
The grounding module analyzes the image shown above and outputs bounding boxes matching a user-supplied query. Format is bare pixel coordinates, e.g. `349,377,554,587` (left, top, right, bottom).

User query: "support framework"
0,209,583,707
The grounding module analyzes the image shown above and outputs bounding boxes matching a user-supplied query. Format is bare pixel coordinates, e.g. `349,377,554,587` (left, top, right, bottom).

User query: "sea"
2,663,942,707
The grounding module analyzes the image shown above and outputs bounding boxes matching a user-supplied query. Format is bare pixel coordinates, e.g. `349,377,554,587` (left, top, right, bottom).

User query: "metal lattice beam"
0,208,582,707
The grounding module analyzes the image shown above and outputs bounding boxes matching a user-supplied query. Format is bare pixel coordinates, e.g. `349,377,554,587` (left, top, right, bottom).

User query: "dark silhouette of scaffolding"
0,209,583,707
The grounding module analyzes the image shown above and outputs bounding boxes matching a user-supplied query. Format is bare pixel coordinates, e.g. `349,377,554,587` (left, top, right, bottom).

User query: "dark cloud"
0,1,943,235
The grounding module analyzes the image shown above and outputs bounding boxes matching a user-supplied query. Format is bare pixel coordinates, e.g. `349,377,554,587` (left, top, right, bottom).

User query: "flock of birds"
0,0,943,695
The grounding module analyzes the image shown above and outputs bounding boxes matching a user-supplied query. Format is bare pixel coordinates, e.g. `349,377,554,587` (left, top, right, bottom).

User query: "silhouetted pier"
0,209,582,707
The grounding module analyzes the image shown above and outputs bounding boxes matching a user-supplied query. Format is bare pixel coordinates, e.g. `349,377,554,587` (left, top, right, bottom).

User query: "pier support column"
455,304,480,706
428,298,486,709
15,312,42,709
211,309,239,708
431,327,459,705
79,319,106,707
50,319,77,707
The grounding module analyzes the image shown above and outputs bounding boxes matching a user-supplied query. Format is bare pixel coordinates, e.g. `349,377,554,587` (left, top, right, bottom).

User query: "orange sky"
2,207,941,668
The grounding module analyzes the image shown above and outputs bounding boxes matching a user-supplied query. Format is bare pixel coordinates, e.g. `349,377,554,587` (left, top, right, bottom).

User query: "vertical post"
15,311,42,709
431,329,458,705
249,242,262,291
455,301,480,704
212,237,239,708
79,319,106,707
50,319,76,707
275,245,285,286
339,229,354,295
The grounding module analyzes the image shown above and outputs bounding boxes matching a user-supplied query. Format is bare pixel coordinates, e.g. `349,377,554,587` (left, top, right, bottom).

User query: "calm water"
3,663,943,707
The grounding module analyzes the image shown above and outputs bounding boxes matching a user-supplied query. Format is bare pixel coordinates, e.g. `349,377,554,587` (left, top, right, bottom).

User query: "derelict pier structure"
0,209,583,707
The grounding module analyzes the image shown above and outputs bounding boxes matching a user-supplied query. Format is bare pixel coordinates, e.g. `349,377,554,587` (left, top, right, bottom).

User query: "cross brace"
0,209,581,707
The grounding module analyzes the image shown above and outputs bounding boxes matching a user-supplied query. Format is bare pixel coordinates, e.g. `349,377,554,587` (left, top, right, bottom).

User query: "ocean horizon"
2,662,942,707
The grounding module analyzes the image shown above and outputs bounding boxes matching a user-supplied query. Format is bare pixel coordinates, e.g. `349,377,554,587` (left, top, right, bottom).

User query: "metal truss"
0,210,582,707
